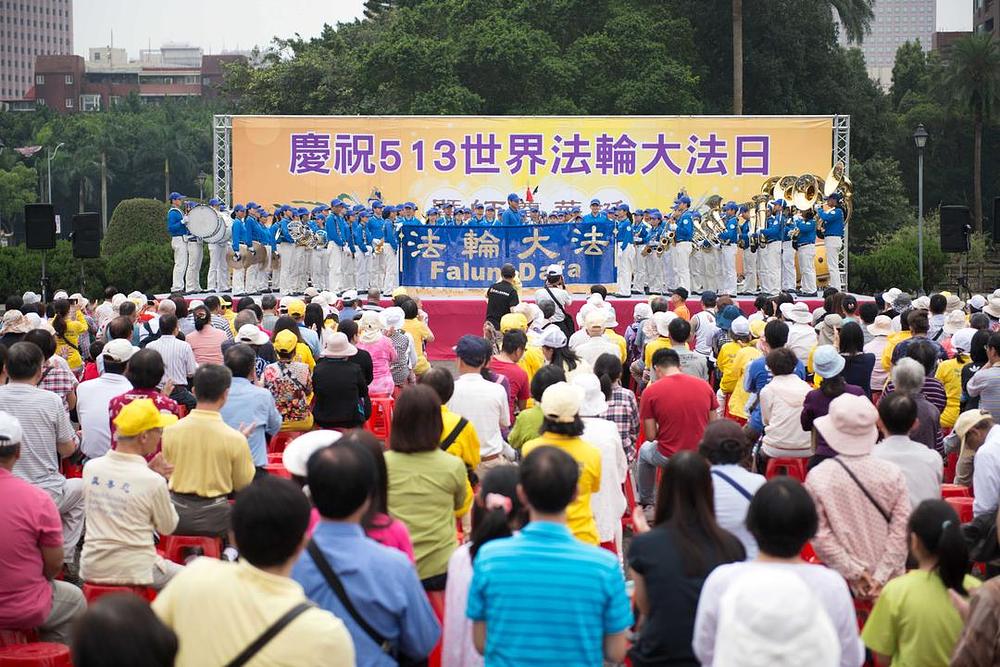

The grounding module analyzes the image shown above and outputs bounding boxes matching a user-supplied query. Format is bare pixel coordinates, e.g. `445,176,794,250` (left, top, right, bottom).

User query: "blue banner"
399,223,617,288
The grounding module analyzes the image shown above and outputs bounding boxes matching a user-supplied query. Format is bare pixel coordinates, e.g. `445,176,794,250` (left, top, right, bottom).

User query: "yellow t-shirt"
644,336,673,369
403,318,432,375
440,406,480,518
294,342,315,371
882,331,912,371
53,310,88,370
717,340,745,394
152,559,355,667
522,433,601,545
935,355,970,429
162,410,256,498
605,330,628,362
862,570,981,667
518,345,545,384
728,346,763,419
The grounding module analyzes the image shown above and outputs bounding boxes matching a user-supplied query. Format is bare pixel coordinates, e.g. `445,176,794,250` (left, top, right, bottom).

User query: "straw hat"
0,310,31,335
867,315,893,337
984,296,1000,319
943,310,968,335
322,332,357,358
358,311,386,344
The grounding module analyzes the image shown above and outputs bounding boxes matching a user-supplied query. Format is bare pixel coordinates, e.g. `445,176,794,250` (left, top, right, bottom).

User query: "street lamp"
46,142,65,204
913,124,928,293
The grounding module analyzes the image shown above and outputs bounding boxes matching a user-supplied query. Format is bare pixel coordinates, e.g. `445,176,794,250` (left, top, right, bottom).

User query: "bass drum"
219,211,233,244
186,205,230,244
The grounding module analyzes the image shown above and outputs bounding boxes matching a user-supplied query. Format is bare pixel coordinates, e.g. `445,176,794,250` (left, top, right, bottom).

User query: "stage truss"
212,114,852,290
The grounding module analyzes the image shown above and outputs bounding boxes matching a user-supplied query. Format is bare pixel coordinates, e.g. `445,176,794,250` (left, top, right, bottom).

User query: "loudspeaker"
71,213,102,258
992,197,1000,242
940,205,971,253
24,204,56,250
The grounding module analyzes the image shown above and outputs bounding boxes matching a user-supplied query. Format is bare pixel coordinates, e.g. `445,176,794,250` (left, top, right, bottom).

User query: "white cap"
21,291,40,305
282,430,342,477
546,264,564,277
970,294,987,310
236,324,269,345
69,293,88,309
0,412,24,446
103,338,139,363
540,382,584,423
341,289,359,301
730,316,750,337
538,326,568,349
382,306,405,329
53,290,69,301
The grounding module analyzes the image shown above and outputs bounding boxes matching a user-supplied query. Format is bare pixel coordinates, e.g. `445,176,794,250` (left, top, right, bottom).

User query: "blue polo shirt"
218,377,281,467
292,522,440,667
501,207,522,226
467,522,633,666
817,206,845,237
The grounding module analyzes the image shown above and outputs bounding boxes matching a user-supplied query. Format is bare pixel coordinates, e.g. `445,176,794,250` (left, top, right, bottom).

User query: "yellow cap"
500,313,528,333
391,287,408,298
287,299,306,318
749,319,766,339
274,329,299,353
113,398,178,437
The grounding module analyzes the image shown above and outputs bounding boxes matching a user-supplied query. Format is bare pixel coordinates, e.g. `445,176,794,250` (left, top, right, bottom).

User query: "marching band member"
691,211,709,293
368,201,387,290
296,207,313,293
759,200,785,295
469,203,485,225
501,193,522,226
205,198,229,293
795,208,819,296
631,211,651,294
818,192,845,291
779,203,796,293
275,205,296,295
326,200,347,292
341,208,359,290
645,211,666,294
230,204,249,296
441,202,456,225
399,202,418,225
166,192,192,294
182,200,204,293
252,207,274,293
614,205,635,298
718,202,740,296
582,198,608,225
528,206,543,225
425,207,440,225
382,205,400,294
309,206,330,292
354,209,372,291
737,206,755,294
483,205,499,226
671,195,694,294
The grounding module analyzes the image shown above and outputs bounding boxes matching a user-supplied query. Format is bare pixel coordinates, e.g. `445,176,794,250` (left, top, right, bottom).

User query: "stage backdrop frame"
213,114,851,289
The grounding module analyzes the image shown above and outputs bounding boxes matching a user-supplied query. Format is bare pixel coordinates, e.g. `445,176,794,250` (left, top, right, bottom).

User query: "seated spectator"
220,344,281,474
312,332,371,430
539,326,584,377
889,357,944,453
698,420,767,558
108,348,182,442
152,477,355,666
72,594,177,667
970,406,1000,518
891,310,947,366
383,306,415,395
185,305,227,366
862,499,981,665
51,298,88,376
443,467,526,667
356,311,397,396
805,394,911,600
146,314,198,410
419,367,481,481
286,299,320,359
467,446,632,665
523,381,602,545
229,321,275,380
293,437,440,665
400,297,433,377
637,348,718,509
573,373,627,552
0,342,81,570
884,339,949,414
81,399,181,588
951,535,1000,665
571,310,620,366
642,311,675,374
162,365,255,537
339,319,374,389
625,450,743,665
262,330,314,432
385,386,467,590
489,330,530,422
744,320,804,442
968,331,1000,418
759,347,812,463
594,352,639,461
948,409,994,488
865,315,892,397
507,364,566,451
23,329,78,413
77,339,137,459
271,315,316,370
801,345,866,469
937,328,974,430
872,393,943,508
692,477,863,667
667,317,709,381
0,412,85,643
0,309,32,348
838,320,876,398
447,335,514,475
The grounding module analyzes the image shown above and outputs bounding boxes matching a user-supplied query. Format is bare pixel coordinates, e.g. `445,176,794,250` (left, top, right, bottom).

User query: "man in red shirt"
637,347,718,508
489,330,530,423
0,412,85,643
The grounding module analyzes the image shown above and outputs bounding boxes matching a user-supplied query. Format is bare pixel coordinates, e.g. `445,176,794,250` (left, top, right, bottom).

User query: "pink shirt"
0,468,63,628
357,336,397,396
307,508,415,563
186,326,227,366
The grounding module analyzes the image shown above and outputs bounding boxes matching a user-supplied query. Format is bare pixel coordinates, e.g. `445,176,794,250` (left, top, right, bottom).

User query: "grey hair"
891,357,925,396
157,299,177,315
536,298,556,319
234,309,259,328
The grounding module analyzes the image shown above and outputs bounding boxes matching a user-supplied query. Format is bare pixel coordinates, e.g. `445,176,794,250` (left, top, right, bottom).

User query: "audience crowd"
3,276,1000,666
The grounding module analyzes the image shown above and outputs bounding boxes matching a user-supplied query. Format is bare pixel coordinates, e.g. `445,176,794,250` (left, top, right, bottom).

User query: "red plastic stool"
366,396,395,441
945,496,975,524
265,463,292,479
0,643,72,667
267,431,303,455
267,452,284,464
158,535,222,565
943,451,958,484
426,590,445,667
82,583,157,604
621,471,638,533
800,542,821,565
59,459,83,479
765,457,809,483
0,632,37,649
941,483,972,499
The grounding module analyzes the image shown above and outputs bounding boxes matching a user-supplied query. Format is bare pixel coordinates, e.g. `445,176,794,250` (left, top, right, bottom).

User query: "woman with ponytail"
862,499,981,665
185,304,226,365
50,298,87,375
442,466,525,667
594,352,639,462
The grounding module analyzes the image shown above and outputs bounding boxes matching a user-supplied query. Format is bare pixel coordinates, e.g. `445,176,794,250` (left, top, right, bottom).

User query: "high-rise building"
0,0,74,99
839,0,935,88
975,0,999,37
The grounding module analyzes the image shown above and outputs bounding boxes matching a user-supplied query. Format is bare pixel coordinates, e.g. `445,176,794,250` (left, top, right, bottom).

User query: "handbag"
544,285,576,337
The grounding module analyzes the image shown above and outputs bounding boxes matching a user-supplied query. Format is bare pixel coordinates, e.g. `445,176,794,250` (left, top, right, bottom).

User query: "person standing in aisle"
818,192,846,291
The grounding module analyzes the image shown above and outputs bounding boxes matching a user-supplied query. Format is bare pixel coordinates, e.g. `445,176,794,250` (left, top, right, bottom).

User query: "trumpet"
373,239,385,255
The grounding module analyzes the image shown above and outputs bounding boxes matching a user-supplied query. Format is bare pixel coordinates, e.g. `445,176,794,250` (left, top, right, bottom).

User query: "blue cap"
590,198,601,205
738,205,749,214
827,192,843,202
716,305,743,331
168,192,185,201
404,202,415,209
328,199,342,208
678,195,692,205
351,204,364,212
474,203,484,210
371,200,383,208
360,209,370,218
299,207,310,216
651,211,663,220
572,206,582,214
724,201,738,211
692,211,702,219
208,197,221,206
772,198,786,207
507,193,518,202
454,334,492,365
384,205,396,213
311,206,324,215
442,202,454,209
246,201,258,209
233,204,245,212
617,204,630,212
426,207,439,216
635,208,645,215
183,200,196,208
485,205,496,212
345,209,357,218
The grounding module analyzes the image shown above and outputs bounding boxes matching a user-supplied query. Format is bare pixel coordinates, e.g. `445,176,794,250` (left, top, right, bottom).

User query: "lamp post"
46,142,65,204
913,124,928,293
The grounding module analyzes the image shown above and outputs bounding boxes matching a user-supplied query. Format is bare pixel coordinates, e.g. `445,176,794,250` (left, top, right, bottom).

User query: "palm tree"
944,34,1000,234
731,0,873,114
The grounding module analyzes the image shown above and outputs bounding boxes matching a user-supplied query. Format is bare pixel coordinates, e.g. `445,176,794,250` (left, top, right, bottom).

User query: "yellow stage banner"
231,116,834,210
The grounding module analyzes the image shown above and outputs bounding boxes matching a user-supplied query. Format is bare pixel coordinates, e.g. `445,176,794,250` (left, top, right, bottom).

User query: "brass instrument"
791,174,820,211
817,162,854,234
373,239,385,255
308,228,328,250
658,230,675,255
288,220,316,248
773,175,797,203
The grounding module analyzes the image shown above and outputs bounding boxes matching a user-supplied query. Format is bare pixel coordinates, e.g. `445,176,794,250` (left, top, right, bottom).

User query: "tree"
944,34,1000,234
363,0,397,20
0,164,38,230
847,157,912,250
890,40,927,110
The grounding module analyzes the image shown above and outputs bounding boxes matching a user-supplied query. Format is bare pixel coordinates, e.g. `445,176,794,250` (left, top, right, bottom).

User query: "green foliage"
890,40,927,110
849,213,948,294
102,242,175,296
847,157,912,250
0,164,38,223
103,198,169,257
0,241,106,302
945,34,1000,122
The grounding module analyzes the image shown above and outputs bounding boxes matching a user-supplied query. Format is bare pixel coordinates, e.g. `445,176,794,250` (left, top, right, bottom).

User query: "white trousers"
797,243,817,295
825,235,843,290
615,244,636,295
311,248,329,291
741,247,758,294
327,243,343,292
760,242,780,294
690,249,705,293
171,236,188,293
645,251,664,294
371,250,386,291
207,243,229,292
383,246,398,293
185,240,203,293
781,240,796,291
277,243,296,294
355,251,370,291
633,246,648,290
720,245,738,296
673,241,693,293
663,245,677,291
231,244,248,295
341,248,357,290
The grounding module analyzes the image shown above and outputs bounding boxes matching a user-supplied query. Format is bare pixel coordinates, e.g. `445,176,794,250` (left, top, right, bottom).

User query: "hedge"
102,198,170,257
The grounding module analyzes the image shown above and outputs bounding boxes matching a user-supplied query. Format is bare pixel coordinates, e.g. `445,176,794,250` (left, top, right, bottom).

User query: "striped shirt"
147,335,199,387
467,522,633,666
883,376,947,414
968,366,1000,420
0,383,76,492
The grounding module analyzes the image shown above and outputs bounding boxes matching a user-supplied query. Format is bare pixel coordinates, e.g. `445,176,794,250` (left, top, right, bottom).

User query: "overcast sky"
73,0,972,58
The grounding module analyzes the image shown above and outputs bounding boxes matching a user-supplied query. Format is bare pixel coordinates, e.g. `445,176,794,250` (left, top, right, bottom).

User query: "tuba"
791,174,820,212
818,162,854,233
288,221,316,248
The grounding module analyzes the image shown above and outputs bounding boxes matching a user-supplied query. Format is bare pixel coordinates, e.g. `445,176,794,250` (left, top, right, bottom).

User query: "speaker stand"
40,250,50,303
956,251,972,301
79,264,86,296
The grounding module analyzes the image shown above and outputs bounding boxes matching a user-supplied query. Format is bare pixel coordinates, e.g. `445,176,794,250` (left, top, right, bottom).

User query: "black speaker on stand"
940,205,973,299
23,204,57,301
70,213,102,294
